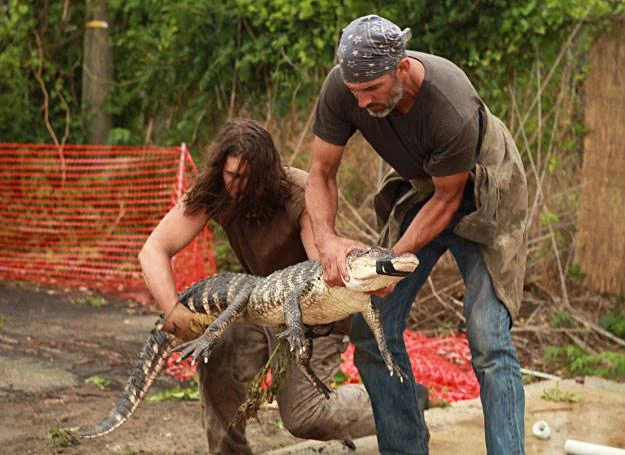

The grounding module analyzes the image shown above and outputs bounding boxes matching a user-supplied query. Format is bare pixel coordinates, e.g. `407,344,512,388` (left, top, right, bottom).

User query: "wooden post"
574,21,625,294
82,0,112,144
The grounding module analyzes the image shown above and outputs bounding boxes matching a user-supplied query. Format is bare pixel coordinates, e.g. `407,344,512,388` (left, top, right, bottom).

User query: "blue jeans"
351,190,525,454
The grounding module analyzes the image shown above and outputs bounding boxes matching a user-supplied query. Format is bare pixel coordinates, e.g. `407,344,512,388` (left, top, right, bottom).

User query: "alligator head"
343,246,419,292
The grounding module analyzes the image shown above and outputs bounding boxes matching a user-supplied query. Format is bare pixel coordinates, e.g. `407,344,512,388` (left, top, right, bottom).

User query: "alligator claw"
315,378,332,400
175,340,198,361
175,337,211,364
387,362,408,383
277,326,306,355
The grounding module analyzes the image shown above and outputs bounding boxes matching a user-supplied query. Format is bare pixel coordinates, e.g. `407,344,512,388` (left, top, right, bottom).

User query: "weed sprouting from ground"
85,375,111,390
541,382,581,403
48,427,79,447
70,294,109,308
599,309,625,338
147,379,200,402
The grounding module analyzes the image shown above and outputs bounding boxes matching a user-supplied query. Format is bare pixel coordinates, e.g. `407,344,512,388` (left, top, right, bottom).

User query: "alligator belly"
245,306,285,326
300,288,369,325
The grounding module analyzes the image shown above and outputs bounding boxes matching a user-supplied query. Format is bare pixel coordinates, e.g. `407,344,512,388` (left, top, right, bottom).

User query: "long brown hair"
184,119,291,225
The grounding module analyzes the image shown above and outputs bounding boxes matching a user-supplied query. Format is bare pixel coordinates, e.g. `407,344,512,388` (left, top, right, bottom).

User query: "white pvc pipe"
532,420,551,440
565,439,625,455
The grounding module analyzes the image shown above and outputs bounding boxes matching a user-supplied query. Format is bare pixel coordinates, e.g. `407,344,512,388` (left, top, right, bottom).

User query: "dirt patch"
2,279,625,455
0,280,301,454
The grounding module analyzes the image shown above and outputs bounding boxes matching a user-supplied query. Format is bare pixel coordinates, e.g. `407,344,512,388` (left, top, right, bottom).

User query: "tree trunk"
82,0,112,144
574,21,625,294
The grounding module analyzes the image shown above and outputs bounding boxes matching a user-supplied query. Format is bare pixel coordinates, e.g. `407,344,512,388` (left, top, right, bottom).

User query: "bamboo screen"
575,22,625,294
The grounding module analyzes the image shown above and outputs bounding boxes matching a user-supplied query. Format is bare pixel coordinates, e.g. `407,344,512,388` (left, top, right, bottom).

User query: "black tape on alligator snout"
376,260,410,277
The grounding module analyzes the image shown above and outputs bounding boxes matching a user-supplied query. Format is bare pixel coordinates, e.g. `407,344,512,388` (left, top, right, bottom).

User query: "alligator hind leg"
177,289,251,364
292,336,332,399
360,300,407,381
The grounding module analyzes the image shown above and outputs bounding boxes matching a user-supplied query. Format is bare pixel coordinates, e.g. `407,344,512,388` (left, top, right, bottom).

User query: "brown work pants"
197,323,375,454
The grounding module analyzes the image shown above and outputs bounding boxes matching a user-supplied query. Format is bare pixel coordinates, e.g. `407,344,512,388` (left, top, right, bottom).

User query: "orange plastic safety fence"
340,331,480,404
0,143,216,303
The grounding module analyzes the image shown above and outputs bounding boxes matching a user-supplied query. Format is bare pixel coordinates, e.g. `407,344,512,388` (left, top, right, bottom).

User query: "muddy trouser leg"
275,330,376,441
197,323,269,454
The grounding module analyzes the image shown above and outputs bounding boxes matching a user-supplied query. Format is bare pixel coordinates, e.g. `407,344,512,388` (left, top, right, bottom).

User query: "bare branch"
32,30,66,187
288,101,317,166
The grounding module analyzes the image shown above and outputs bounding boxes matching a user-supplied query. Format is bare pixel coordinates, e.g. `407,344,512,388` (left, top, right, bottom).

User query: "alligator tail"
69,326,177,439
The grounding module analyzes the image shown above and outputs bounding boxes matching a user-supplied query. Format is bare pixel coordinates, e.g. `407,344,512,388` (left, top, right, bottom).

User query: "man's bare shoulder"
284,166,309,189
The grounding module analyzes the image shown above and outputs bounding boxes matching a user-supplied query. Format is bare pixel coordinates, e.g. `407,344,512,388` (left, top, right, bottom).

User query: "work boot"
416,382,430,413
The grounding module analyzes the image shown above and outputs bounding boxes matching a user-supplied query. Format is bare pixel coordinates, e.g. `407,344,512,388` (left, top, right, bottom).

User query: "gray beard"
367,82,405,118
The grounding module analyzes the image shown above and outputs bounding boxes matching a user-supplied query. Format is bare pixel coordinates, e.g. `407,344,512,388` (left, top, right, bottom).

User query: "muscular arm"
299,208,320,261
305,136,367,285
393,171,469,255
306,136,343,241
138,201,210,314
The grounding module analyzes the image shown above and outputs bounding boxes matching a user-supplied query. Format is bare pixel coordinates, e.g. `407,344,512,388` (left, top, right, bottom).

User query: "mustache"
366,103,389,110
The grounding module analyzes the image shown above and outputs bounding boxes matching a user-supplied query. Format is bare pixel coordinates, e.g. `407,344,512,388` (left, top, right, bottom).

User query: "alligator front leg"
276,289,307,356
177,288,251,364
360,299,407,382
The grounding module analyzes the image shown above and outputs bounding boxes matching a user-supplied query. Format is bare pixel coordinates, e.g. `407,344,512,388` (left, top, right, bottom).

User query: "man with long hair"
139,119,375,453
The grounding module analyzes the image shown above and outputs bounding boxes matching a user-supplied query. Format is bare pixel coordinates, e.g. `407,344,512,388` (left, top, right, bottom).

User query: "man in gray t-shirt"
306,14,527,455
314,50,482,180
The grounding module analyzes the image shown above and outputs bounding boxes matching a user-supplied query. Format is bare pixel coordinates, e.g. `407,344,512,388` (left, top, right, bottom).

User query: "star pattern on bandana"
338,15,411,83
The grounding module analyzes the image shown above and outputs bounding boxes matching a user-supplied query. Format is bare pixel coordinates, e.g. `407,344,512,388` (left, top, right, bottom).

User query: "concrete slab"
265,378,625,454
0,355,77,395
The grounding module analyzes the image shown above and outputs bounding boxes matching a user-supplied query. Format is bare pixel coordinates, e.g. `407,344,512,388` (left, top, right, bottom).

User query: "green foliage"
85,375,111,390
541,381,581,403
428,392,451,408
567,264,586,281
71,294,109,308
331,369,351,388
147,385,200,401
434,321,456,337
570,351,625,379
599,309,625,338
540,211,560,227
545,343,584,364
2,0,622,148
549,309,573,328
48,427,79,447
545,344,625,380
0,1,86,143
112,449,137,455
235,340,292,424
0,314,5,331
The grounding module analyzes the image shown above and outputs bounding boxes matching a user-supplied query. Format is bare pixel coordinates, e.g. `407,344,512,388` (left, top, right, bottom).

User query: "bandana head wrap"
337,15,412,83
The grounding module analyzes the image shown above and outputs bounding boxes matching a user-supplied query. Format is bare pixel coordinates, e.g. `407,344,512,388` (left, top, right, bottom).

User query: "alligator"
68,247,419,439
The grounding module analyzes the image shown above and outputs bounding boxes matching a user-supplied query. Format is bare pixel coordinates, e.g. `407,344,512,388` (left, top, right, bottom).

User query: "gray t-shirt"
313,51,485,180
